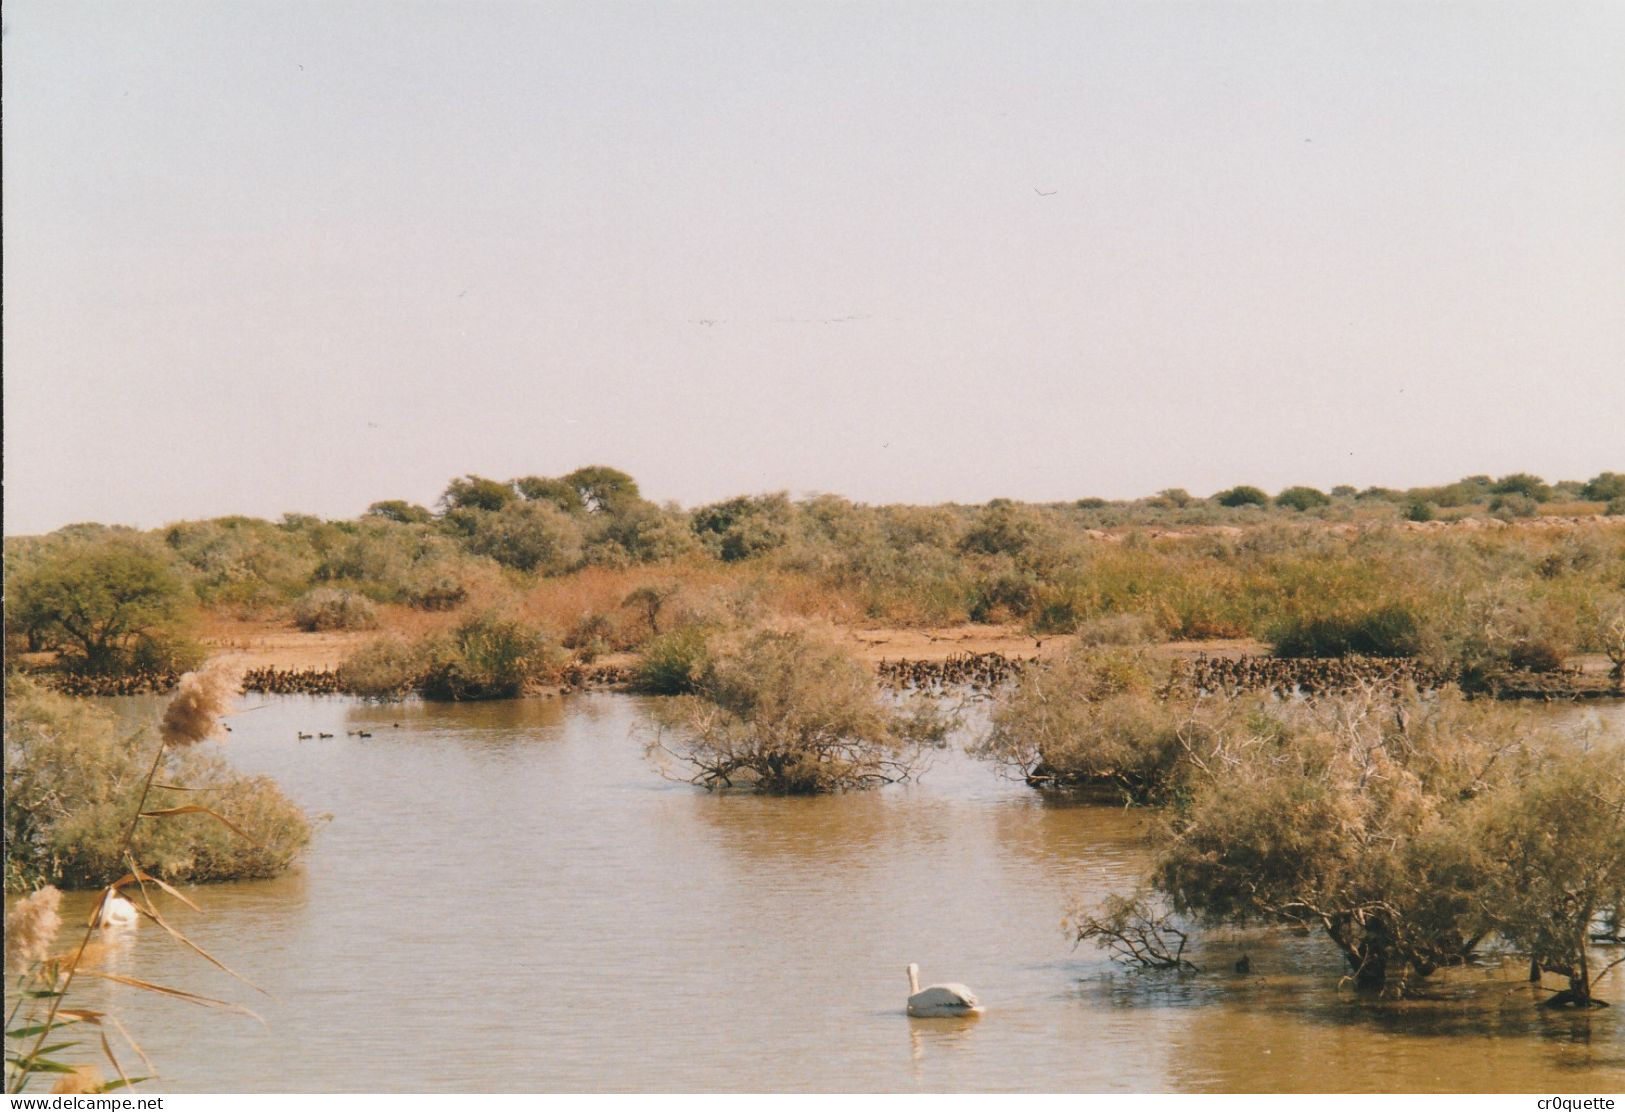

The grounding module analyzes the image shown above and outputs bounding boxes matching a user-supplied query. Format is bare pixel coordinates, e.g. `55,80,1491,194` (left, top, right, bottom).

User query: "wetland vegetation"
5,466,1624,1090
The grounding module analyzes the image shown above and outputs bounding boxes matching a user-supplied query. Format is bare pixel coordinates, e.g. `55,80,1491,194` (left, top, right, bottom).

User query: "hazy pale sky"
4,1,1622,535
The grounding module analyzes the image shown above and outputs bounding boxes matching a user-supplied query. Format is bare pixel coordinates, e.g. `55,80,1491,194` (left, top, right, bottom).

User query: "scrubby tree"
1275,486,1331,512
958,499,1055,557
1153,690,1517,991
10,534,196,674
692,494,795,561
365,500,434,525
463,500,584,574
563,465,641,514
1581,472,1625,503
588,501,700,565
1154,488,1196,508
513,475,587,514
1215,485,1269,508
4,677,310,890
977,647,1232,801
440,474,517,513
1477,744,1625,1007
648,628,947,792
1491,473,1553,502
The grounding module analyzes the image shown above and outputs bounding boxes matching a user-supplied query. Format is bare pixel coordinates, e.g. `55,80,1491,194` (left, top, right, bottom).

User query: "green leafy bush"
3,678,311,891
417,613,562,701
631,626,714,694
9,534,197,675
1580,472,1625,502
1491,473,1552,501
1269,603,1421,658
1275,486,1331,512
1214,485,1269,508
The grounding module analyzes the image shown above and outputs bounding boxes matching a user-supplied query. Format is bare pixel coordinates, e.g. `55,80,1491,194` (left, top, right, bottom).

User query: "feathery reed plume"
4,887,62,972
159,666,235,747
51,1065,106,1094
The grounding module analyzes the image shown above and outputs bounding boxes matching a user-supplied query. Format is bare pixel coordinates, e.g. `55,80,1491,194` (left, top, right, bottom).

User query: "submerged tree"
1153,689,1532,992
975,646,1236,802
648,628,948,793
1476,743,1625,1007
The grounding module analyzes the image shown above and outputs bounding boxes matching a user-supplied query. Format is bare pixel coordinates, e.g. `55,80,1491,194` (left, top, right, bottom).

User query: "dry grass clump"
158,665,235,746
4,886,63,972
335,634,424,698
291,588,380,632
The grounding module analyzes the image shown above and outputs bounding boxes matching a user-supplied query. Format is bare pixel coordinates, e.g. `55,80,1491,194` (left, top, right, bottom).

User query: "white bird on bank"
906,963,982,1017
93,888,140,930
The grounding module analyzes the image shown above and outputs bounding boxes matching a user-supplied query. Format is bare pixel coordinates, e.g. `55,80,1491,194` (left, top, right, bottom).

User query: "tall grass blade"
98,1031,132,1092
109,868,201,912
136,805,256,843
76,972,264,1023
124,863,265,995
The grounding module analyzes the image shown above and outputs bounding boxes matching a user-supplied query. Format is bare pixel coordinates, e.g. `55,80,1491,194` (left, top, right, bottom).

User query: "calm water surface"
18,696,1625,1092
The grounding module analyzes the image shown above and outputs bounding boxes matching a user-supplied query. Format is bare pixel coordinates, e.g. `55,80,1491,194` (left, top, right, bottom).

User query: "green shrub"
959,500,1056,557
691,494,795,562
292,588,380,631
631,626,714,694
462,500,584,573
3,678,311,891
967,568,1040,623
1604,496,1625,517
1275,486,1331,512
418,613,561,701
1269,604,1421,658
1491,473,1552,501
1580,472,1625,502
365,500,434,525
1215,485,1269,508
440,474,518,513
1406,500,1436,522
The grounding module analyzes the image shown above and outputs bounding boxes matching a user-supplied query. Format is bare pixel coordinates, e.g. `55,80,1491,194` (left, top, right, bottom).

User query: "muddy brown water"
12,696,1624,1092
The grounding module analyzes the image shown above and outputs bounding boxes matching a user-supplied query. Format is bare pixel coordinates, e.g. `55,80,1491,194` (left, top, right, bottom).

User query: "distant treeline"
6,466,1624,692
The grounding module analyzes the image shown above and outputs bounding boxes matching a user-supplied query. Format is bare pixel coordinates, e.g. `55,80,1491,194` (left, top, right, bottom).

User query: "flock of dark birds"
241,666,349,695
878,650,1462,698
38,648,1602,705
1171,653,1458,697
43,668,183,696
877,652,1036,693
